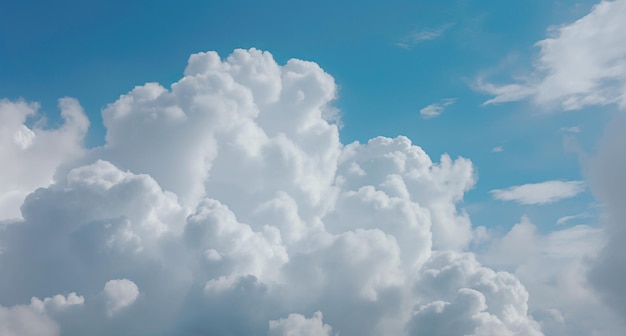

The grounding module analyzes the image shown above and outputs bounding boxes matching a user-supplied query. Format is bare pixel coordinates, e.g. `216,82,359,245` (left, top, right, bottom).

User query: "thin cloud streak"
491,180,585,205
396,23,454,49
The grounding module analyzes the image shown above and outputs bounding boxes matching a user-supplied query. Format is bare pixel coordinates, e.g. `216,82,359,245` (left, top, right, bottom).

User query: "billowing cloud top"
1,48,546,335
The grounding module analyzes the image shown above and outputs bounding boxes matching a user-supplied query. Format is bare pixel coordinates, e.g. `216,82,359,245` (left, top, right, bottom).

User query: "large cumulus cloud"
0,48,543,335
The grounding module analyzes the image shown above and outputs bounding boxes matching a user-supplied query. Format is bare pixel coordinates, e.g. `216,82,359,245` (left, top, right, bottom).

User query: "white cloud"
103,279,139,316
420,98,456,119
409,251,543,336
0,293,84,336
480,216,621,335
491,146,504,153
396,24,454,49
555,212,589,225
30,293,84,314
269,311,333,336
0,48,543,335
559,126,581,134
478,0,626,110
0,98,88,221
490,180,585,205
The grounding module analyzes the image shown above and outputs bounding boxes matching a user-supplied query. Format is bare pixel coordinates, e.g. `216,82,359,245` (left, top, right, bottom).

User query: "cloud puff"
490,180,585,205
0,48,540,335
410,251,543,336
0,98,88,221
103,279,139,316
269,311,333,336
478,0,626,110
419,98,457,119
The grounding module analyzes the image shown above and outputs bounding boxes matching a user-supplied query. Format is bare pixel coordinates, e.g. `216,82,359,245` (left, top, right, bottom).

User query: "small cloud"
103,279,139,317
490,180,585,205
556,212,590,225
492,146,504,153
396,23,454,49
559,126,581,133
474,78,536,106
420,98,456,119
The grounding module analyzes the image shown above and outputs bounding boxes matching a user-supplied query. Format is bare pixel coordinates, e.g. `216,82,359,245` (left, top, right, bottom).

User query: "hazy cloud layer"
588,117,626,322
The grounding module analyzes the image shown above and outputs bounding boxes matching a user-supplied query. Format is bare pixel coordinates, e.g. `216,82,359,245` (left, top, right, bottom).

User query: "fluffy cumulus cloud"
269,311,333,336
479,0,626,110
409,251,543,336
0,98,88,221
0,293,83,336
0,48,546,335
103,279,139,316
490,180,585,205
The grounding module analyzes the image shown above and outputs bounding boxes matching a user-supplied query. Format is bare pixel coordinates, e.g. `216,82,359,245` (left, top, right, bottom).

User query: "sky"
1,0,625,335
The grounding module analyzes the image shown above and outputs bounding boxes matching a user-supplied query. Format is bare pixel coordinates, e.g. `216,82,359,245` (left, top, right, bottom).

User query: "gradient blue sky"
0,0,603,231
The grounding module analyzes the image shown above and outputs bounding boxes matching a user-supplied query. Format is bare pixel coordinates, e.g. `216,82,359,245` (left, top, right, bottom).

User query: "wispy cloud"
420,98,457,119
490,180,585,205
559,126,581,134
492,146,504,153
476,0,626,110
396,23,454,49
556,212,590,225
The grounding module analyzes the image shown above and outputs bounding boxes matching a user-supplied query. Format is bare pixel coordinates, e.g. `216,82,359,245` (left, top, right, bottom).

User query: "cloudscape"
1,1,626,335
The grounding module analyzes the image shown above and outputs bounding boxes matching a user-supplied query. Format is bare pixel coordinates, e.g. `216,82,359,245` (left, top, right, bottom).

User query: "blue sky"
0,0,602,231
2,1,626,335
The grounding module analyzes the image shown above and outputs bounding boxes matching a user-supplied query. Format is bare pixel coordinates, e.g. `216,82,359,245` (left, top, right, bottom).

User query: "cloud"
103,279,139,317
269,311,333,336
409,251,543,335
490,180,585,205
396,24,453,49
0,293,84,336
478,0,626,110
0,98,88,221
480,216,621,335
555,212,589,225
587,117,626,322
491,146,504,153
0,48,545,335
419,98,457,119
559,126,581,134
